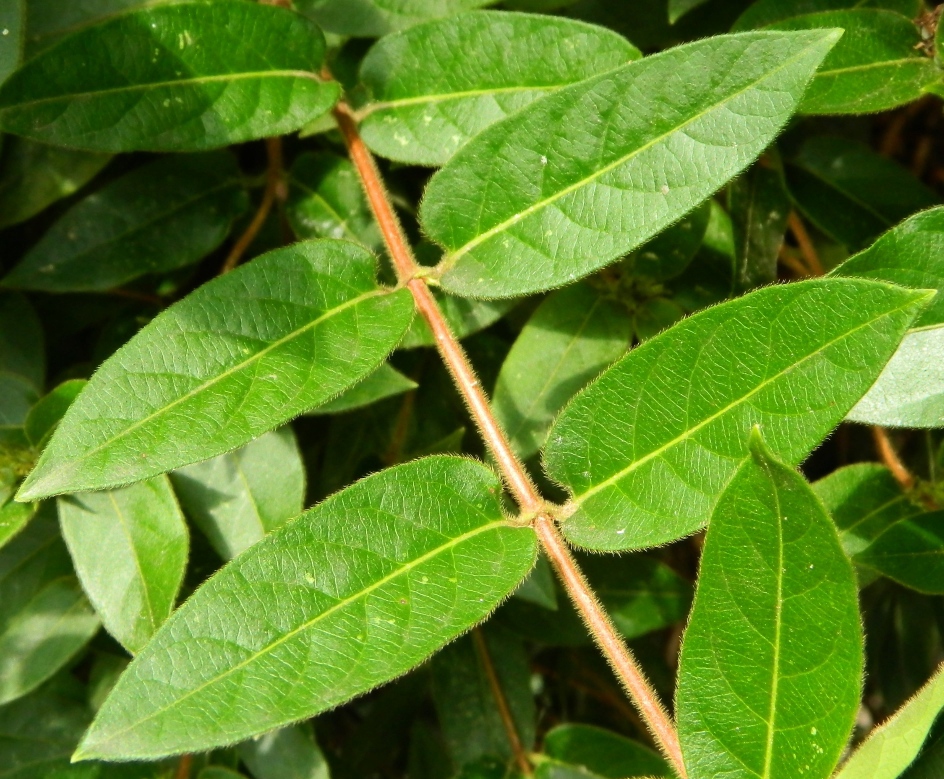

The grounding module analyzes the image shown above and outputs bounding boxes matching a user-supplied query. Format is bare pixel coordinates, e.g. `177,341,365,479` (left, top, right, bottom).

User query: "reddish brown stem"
872,427,914,490
472,628,533,777
220,136,284,274
787,211,824,276
535,515,688,778
174,754,192,779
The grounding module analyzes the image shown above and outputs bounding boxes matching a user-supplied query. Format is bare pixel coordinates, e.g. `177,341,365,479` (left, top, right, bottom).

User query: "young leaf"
786,137,941,251
295,0,496,37
542,723,670,778
832,206,944,328
170,428,305,561
239,723,329,779
0,2,340,152
287,152,382,252
676,431,863,779
420,30,841,299
58,475,189,654
760,10,938,114
431,628,535,768
0,137,111,229
813,463,921,556
17,240,415,500
729,159,790,292
3,152,248,292
544,278,929,551
306,363,417,416
856,513,944,594
76,456,537,760
358,11,640,166
492,283,630,460
835,664,944,779
846,324,944,427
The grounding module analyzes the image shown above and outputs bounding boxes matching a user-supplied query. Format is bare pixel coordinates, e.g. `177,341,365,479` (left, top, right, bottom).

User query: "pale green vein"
106,490,156,634
761,456,785,779
360,83,557,116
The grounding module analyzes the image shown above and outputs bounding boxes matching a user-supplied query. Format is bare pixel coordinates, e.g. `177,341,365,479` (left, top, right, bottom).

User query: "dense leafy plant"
2,0,944,777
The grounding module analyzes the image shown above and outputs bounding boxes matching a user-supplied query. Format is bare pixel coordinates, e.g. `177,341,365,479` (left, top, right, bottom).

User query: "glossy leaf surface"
492,283,630,460
0,2,340,152
421,30,840,298
835,664,944,779
856,512,944,594
676,434,862,779
542,723,670,778
58,475,188,653
78,457,537,759
847,325,944,427
18,240,415,500
3,152,248,292
296,0,495,37
359,11,639,166
545,279,928,551
171,428,305,561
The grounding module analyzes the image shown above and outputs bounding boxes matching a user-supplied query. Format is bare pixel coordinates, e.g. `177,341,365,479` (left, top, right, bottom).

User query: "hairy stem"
174,754,192,779
873,427,914,490
220,136,284,274
334,101,687,779
787,211,823,276
472,628,533,777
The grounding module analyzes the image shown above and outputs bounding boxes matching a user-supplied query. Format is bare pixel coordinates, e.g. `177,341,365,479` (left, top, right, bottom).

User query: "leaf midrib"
84,517,512,752
361,83,558,116
814,56,932,80
440,38,829,265
570,292,924,507
761,459,786,779
106,490,157,638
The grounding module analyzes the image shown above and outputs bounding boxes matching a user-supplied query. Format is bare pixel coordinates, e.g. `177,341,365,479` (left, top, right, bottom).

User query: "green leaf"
764,10,939,114
358,11,640,166
199,769,247,779
170,428,305,561
0,291,44,393
813,463,921,556
632,297,687,343
856,512,944,594
786,137,941,251
542,723,670,778
846,324,944,427
420,30,841,299
835,664,944,779
669,0,710,24
732,0,923,31
544,279,929,551
0,137,110,229
23,0,171,55
58,475,189,653
306,363,417,416
76,456,537,760
0,2,340,152
295,0,496,37
729,159,790,292
0,0,23,85
631,201,711,281
431,628,535,768
286,152,382,252
399,291,515,349
17,240,415,500
239,723,329,779
832,206,944,328
24,380,86,449
3,152,248,292
0,499,35,550
492,283,630,461
676,431,863,779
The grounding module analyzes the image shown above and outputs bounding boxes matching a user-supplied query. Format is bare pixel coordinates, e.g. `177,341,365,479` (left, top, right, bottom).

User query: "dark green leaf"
0,137,110,229
420,30,841,298
77,456,537,759
835,664,944,779
17,240,415,500
832,206,944,328
0,0,23,85
199,769,247,779
3,152,248,292
432,628,535,768
632,201,711,281
856,512,944,594
542,723,670,778
24,0,171,55
633,297,687,343
399,292,515,349
732,0,922,31
544,279,928,551
58,475,188,653
170,428,305,561
729,159,790,292
786,137,941,251
492,283,630,460
358,11,639,166
669,0,710,24
24,380,86,449
286,152,382,252
305,363,417,416
239,723,329,779
765,10,938,114
295,0,496,37
813,463,920,556
0,2,340,152
0,291,44,392
676,431,863,779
